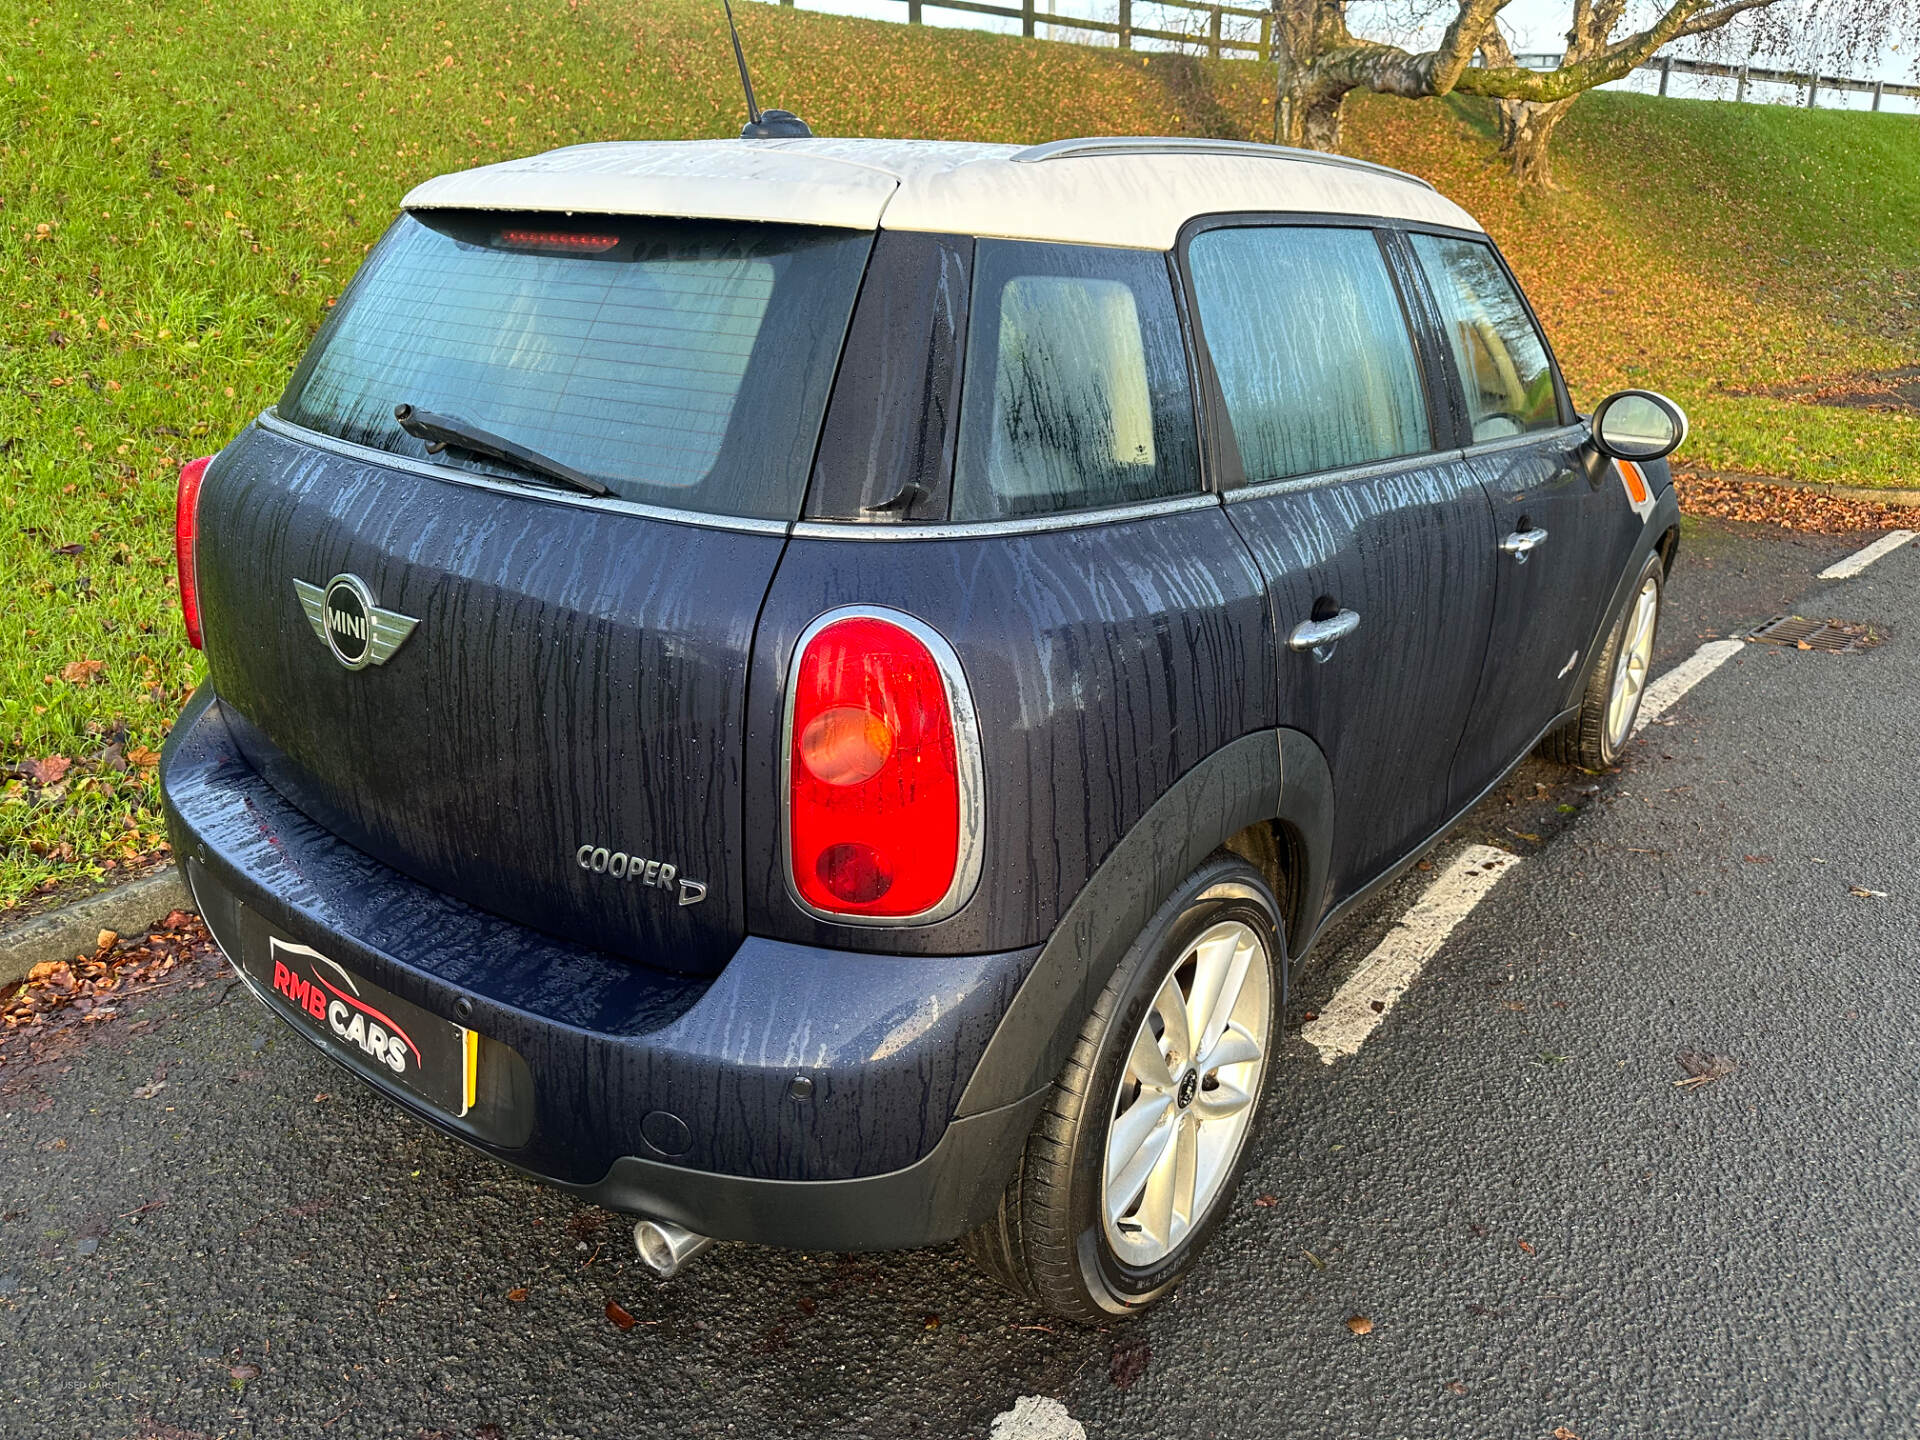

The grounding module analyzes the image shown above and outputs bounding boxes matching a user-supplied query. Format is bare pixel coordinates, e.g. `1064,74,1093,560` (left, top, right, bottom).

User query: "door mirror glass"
1591,390,1687,461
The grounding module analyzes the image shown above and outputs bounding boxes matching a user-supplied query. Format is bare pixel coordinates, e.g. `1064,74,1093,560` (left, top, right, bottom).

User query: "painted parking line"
1632,639,1746,736
1818,529,1916,581
1300,845,1522,1065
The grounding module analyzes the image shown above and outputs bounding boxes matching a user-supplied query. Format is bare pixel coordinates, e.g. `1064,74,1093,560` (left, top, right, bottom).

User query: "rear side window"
278,212,873,520
1186,225,1431,484
953,241,1198,522
1408,233,1560,441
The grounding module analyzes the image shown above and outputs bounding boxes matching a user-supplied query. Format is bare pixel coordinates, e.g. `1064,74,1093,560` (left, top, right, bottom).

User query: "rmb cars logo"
294,573,418,670
268,938,416,1076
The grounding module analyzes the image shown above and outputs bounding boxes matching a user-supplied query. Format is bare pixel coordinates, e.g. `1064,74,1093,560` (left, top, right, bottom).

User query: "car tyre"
1541,550,1665,771
963,855,1282,1322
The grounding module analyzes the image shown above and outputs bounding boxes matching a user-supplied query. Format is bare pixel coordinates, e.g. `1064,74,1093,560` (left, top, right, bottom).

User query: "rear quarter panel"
743,508,1275,954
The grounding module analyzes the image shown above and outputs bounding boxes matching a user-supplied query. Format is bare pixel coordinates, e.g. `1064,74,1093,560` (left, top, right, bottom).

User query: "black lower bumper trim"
555,1088,1047,1251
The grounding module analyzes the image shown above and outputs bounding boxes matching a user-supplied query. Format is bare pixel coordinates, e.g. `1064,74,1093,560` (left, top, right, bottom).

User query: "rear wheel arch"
956,727,1333,1119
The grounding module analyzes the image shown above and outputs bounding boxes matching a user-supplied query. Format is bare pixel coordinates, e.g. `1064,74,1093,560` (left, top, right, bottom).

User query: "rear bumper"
161,686,1045,1250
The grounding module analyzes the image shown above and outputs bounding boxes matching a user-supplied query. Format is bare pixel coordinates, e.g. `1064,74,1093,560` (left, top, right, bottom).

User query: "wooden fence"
774,0,1919,110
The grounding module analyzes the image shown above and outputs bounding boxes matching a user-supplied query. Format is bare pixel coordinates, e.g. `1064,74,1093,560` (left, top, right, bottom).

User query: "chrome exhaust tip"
632,1218,714,1279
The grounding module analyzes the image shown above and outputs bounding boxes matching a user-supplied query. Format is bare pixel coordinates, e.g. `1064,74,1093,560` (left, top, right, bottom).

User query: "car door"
1397,231,1635,805
1181,220,1501,911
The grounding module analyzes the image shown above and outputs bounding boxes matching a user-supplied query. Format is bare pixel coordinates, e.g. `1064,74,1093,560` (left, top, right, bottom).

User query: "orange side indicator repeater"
1618,459,1650,505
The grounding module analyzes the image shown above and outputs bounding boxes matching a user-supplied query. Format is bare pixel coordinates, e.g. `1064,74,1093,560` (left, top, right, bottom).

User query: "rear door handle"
1500,527,1550,562
1287,609,1360,663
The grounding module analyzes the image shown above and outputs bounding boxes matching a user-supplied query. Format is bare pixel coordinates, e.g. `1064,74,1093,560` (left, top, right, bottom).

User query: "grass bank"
3,0,1915,905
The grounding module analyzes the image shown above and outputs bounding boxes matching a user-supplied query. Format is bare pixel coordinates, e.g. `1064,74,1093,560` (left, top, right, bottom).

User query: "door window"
953,241,1198,521
1186,226,1431,484
1408,234,1560,441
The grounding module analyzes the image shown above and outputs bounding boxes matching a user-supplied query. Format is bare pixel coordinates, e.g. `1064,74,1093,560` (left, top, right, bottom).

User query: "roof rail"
1010,136,1437,193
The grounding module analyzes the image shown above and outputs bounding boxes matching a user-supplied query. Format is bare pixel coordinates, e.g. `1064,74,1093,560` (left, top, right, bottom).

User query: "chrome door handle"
1500,527,1550,563
1287,609,1361,663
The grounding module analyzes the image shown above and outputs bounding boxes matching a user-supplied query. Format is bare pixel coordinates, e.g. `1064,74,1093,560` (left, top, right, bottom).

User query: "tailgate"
195,422,780,975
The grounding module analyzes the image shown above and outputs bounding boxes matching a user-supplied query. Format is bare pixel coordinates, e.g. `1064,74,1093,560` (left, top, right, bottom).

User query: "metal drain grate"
1747,614,1886,653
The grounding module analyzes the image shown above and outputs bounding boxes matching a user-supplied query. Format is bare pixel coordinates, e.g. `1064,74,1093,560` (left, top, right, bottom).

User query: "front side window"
953,241,1198,521
1409,233,1560,441
278,212,873,520
1186,225,1431,485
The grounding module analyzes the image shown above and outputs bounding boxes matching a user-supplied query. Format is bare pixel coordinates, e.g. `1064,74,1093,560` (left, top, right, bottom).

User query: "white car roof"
400,136,1482,249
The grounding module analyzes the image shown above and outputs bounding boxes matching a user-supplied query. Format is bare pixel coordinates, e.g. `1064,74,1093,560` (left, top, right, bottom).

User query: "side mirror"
1589,389,1688,462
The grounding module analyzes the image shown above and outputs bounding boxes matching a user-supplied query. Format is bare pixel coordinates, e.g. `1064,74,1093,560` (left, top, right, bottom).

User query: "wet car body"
163,136,1681,1285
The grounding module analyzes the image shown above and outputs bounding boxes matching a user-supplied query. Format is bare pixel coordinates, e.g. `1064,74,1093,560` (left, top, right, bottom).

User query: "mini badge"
294,574,418,670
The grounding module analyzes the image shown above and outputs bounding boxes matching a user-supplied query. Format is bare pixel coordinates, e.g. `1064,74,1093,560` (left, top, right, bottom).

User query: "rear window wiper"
393,404,612,498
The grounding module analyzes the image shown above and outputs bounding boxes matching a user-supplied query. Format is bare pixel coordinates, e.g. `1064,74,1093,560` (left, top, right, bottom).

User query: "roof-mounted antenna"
722,0,813,140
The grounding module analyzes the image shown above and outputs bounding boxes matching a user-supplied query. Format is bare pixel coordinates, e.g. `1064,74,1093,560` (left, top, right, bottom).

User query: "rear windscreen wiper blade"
393,403,612,498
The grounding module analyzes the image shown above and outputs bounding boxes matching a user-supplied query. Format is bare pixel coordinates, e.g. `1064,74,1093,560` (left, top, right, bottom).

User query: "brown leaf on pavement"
1109,1338,1151,1389
1345,1314,1373,1335
1674,1052,1737,1088
605,1300,637,1331
506,1288,529,1302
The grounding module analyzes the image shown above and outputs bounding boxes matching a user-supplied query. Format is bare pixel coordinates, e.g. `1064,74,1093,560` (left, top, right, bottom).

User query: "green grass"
3,0,1916,907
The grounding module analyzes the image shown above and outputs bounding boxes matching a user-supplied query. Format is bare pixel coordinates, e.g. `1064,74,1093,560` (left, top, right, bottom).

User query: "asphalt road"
4,516,1915,1440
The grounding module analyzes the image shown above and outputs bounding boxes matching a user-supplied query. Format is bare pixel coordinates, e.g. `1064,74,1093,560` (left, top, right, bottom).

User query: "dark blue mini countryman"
162,134,1687,1321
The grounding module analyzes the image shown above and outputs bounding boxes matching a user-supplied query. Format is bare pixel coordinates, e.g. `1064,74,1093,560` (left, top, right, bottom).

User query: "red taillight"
175,456,213,650
786,613,979,920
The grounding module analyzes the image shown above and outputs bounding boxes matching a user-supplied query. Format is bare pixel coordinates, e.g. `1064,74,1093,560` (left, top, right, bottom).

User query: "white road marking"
1631,638,1745,736
1818,529,1915,581
1300,845,1522,1065
987,1396,1086,1440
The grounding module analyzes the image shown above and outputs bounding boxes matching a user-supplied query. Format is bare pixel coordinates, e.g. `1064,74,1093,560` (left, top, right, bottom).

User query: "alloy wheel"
1101,919,1272,1267
1606,573,1660,750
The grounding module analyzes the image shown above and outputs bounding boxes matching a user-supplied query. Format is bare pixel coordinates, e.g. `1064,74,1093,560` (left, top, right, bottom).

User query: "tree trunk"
1497,94,1577,190
1270,0,1357,151
1276,73,1350,149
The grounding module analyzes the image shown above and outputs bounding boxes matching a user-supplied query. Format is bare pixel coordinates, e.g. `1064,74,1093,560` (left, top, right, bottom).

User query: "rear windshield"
278,211,873,520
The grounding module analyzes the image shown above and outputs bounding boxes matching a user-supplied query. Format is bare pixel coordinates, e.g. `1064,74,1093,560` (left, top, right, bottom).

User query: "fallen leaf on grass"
127,744,161,771
1345,1314,1373,1336
1674,471,1915,535
605,1300,637,1331
61,659,106,685
15,756,72,786
506,1288,528,1302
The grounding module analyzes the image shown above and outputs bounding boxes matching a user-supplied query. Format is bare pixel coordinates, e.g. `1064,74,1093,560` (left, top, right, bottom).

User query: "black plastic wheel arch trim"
956,727,1331,1117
